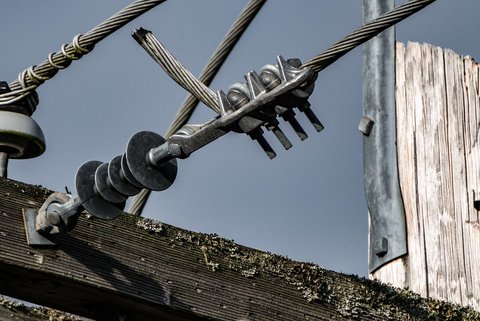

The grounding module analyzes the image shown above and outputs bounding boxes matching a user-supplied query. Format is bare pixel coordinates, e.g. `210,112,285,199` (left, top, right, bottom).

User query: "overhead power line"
0,0,168,112
128,0,267,216
301,0,436,72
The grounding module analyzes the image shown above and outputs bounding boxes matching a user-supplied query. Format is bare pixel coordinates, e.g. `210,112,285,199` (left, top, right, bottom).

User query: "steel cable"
129,0,435,216
0,0,435,215
301,0,436,72
128,0,267,216
134,30,221,113
0,0,167,112
166,0,267,138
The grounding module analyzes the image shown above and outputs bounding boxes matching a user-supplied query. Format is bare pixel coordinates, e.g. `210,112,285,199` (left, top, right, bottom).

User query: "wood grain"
370,41,480,310
0,177,477,320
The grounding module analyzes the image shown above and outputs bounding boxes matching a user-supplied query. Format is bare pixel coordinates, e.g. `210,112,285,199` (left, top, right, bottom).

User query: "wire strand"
133,30,221,113
128,0,436,216
302,0,436,72
128,0,267,216
166,0,267,138
0,0,167,112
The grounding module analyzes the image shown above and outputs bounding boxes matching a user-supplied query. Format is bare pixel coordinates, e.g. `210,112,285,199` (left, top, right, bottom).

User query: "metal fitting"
148,142,182,167
35,192,80,235
358,116,375,136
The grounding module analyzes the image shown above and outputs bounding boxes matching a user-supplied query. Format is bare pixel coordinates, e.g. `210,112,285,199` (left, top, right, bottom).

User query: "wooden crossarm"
0,177,478,320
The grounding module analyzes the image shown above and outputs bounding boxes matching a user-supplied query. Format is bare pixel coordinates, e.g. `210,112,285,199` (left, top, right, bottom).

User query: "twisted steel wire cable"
129,0,436,216
4,0,167,102
129,0,267,216
0,0,436,215
135,0,436,126
166,0,267,138
133,29,221,113
301,0,436,72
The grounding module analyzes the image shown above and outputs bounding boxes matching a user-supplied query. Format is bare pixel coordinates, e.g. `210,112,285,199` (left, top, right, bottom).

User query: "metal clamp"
132,29,323,160
24,54,322,245
165,55,323,160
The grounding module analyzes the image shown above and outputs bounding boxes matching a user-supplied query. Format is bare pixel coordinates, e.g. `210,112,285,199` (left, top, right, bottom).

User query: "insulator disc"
0,111,45,159
75,160,125,220
121,154,143,188
95,162,127,204
108,155,141,196
126,131,177,191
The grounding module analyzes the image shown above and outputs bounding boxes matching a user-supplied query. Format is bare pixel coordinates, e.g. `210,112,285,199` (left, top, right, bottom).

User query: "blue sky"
2,0,479,276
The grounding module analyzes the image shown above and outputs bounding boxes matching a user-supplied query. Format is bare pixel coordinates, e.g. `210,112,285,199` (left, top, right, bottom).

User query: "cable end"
131,27,151,44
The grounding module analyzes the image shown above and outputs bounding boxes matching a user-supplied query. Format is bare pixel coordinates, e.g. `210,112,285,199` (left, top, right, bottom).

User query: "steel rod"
0,152,8,178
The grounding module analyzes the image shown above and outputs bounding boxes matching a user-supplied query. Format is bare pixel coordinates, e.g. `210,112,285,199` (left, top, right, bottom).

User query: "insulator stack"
33,55,322,233
73,131,178,220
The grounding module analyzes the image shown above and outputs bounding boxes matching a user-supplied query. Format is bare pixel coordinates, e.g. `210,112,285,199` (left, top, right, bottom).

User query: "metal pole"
0,151,8,178
362,0,407,273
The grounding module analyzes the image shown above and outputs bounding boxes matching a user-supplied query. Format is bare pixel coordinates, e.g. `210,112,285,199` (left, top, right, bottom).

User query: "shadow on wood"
0,177,479,320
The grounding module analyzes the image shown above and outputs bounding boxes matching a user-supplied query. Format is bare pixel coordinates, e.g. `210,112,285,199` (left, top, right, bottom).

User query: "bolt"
358,116,374,136
474,199,480,211
374,237,388,257
227,88,249,110
259,70,281,91
148,143,181,167
266,121,292,150
0,151,8,178
279,109,308,141
249,128,276,159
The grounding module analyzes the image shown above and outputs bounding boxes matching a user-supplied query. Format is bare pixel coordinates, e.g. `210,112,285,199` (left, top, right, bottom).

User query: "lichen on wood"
1,176,480,320
133,214,480,320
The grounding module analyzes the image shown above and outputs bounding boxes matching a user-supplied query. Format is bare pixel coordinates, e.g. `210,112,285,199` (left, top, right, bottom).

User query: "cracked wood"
370,42,480,310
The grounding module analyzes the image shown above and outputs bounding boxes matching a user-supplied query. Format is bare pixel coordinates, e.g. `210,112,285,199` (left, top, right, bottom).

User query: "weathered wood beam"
0,177,478,320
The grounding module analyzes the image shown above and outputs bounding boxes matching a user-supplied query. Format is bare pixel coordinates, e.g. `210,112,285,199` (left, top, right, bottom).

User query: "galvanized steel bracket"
363,0,407,273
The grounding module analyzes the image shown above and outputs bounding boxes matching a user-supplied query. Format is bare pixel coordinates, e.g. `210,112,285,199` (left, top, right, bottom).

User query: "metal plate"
363,0,407,273
23,208,55,246
126,131,177,191
95,162,127,204
76,160,125,220
108,155,140,196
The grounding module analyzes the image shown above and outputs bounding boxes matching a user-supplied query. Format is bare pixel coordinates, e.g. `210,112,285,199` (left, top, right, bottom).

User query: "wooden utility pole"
370,41,480,310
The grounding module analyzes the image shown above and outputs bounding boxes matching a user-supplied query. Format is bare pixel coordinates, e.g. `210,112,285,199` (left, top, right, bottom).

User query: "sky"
1,0,479,277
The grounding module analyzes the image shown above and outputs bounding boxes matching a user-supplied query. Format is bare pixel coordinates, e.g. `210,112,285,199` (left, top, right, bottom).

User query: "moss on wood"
0,176,479,321
133,214,480,320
